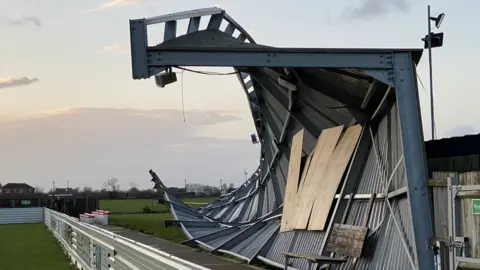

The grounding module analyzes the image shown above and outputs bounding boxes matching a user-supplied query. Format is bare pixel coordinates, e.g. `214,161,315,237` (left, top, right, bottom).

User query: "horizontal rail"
44,208,209,270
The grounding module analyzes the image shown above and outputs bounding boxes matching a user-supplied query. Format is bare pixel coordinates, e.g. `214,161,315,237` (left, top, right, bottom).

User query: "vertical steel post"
447,177,459,270
394,51,435,270
427,5,435,140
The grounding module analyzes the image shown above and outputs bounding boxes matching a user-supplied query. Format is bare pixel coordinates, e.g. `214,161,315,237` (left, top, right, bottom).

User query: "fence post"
447,176,460,270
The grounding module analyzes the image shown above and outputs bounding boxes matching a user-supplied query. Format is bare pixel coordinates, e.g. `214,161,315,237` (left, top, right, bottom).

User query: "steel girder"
132,7,433,270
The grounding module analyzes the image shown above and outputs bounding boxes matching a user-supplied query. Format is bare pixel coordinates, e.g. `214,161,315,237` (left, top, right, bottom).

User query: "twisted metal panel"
132,7,432,270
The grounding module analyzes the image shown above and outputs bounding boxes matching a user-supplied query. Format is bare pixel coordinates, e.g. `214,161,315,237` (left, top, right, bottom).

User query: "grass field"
100,197,218,213
109,213,187,242
0,223,73,270
100,199,169,213
102,197,217,242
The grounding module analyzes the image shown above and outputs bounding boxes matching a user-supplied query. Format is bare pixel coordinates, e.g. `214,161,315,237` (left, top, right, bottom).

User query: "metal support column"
393,52,435,270
447,176,460,270
427,5,436,140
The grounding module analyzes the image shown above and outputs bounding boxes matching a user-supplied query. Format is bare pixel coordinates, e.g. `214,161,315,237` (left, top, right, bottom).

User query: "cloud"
97,44,129,53
89,0,144,11
343,0,410,20
1,16,42,27
0,108,259,190
166,143,189,148
0,77,39,89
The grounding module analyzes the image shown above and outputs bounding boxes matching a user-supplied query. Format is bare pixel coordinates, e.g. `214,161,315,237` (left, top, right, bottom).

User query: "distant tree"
82,186,93,194
104,177,120,192
128,187,139,193
129,182,139,193
35,186,44,194
71,187,80,195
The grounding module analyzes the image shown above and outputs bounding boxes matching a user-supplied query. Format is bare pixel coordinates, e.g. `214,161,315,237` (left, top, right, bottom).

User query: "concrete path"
100,225,258,270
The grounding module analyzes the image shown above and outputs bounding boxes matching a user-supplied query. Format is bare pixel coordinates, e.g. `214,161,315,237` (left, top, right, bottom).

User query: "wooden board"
280,129,305,232
325,223,368,258
296,149,314,197
291,126,344,229
282,252,347,264
308,125,362,230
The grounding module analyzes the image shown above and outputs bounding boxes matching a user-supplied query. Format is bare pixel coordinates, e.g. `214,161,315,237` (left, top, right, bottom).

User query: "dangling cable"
181,69,186,122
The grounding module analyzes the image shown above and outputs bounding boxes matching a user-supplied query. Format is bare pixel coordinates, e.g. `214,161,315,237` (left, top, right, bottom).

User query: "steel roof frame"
130,7,434,270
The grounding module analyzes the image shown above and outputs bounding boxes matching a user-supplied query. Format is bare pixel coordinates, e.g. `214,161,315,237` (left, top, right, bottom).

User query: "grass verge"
100,199,169,214
109,213,187,242
0,223,74,270
100,197,218,213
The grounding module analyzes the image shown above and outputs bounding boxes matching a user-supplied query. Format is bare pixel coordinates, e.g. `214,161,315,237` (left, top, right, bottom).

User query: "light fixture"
154,67,177,88
423,5,446,141
432,13,445,28
250,133,259,144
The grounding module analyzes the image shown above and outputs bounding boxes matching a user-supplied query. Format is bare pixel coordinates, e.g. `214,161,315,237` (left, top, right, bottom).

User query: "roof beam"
145,47,394,71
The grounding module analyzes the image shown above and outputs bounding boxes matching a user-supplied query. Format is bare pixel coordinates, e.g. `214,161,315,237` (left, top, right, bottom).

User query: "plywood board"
325,223,368,258
280,129,305,232
291,126,344,229
308,125,362,230
296,149,314,196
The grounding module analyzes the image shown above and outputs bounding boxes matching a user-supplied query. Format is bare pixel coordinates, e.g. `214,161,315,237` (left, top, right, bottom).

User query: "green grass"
183,197,218,204
182,197,218,208
0,223,74,270
100,199,169,213
109,213,187,242
100,197,218,213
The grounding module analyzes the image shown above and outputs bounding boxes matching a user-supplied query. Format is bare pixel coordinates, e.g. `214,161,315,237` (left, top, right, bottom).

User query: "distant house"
51,188,73,197
203,188,213,196
0,183,35,195
186,183,219,196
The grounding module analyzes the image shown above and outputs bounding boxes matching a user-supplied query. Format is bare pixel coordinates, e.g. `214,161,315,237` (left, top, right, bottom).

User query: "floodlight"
154,69,177,88
434,13,445,28
250,133,259,144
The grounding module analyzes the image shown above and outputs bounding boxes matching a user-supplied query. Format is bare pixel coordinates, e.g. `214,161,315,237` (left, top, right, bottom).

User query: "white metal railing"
44,208,210,270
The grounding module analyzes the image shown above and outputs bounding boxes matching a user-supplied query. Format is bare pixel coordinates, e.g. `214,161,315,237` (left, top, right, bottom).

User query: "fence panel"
44,208,209,270
0,207,44,224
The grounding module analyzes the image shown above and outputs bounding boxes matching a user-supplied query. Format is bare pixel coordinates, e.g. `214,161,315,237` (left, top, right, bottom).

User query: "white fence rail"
0,207,44,224
44,208,209,270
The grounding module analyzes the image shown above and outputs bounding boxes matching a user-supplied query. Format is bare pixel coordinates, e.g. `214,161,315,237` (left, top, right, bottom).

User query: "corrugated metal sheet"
142,8,429,270
0,207,44,224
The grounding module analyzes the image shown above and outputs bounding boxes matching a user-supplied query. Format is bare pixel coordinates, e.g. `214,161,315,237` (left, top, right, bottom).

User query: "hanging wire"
417,73,428,96
171,66,241,122
173,67,186,122
181,71,186,122
417,73,437,138
179,69,186,122
174,66,240,76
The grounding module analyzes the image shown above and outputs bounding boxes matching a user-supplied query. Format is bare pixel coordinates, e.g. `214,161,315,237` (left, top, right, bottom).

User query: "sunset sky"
1,0,479,190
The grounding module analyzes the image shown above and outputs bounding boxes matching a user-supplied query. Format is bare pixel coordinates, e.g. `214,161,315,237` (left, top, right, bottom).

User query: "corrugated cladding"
147,11,429,270
162,89,417,269
0,207,44,224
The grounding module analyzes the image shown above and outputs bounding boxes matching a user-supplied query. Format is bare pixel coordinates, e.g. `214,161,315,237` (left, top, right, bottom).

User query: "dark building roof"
425,133,480,159
1,183,34,189
54,188,72,194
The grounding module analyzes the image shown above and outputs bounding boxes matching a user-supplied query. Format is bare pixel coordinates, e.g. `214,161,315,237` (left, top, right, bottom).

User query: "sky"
0,0,479,190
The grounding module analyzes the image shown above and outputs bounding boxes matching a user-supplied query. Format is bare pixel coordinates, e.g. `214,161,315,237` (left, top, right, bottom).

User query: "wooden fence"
430,171,480,269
